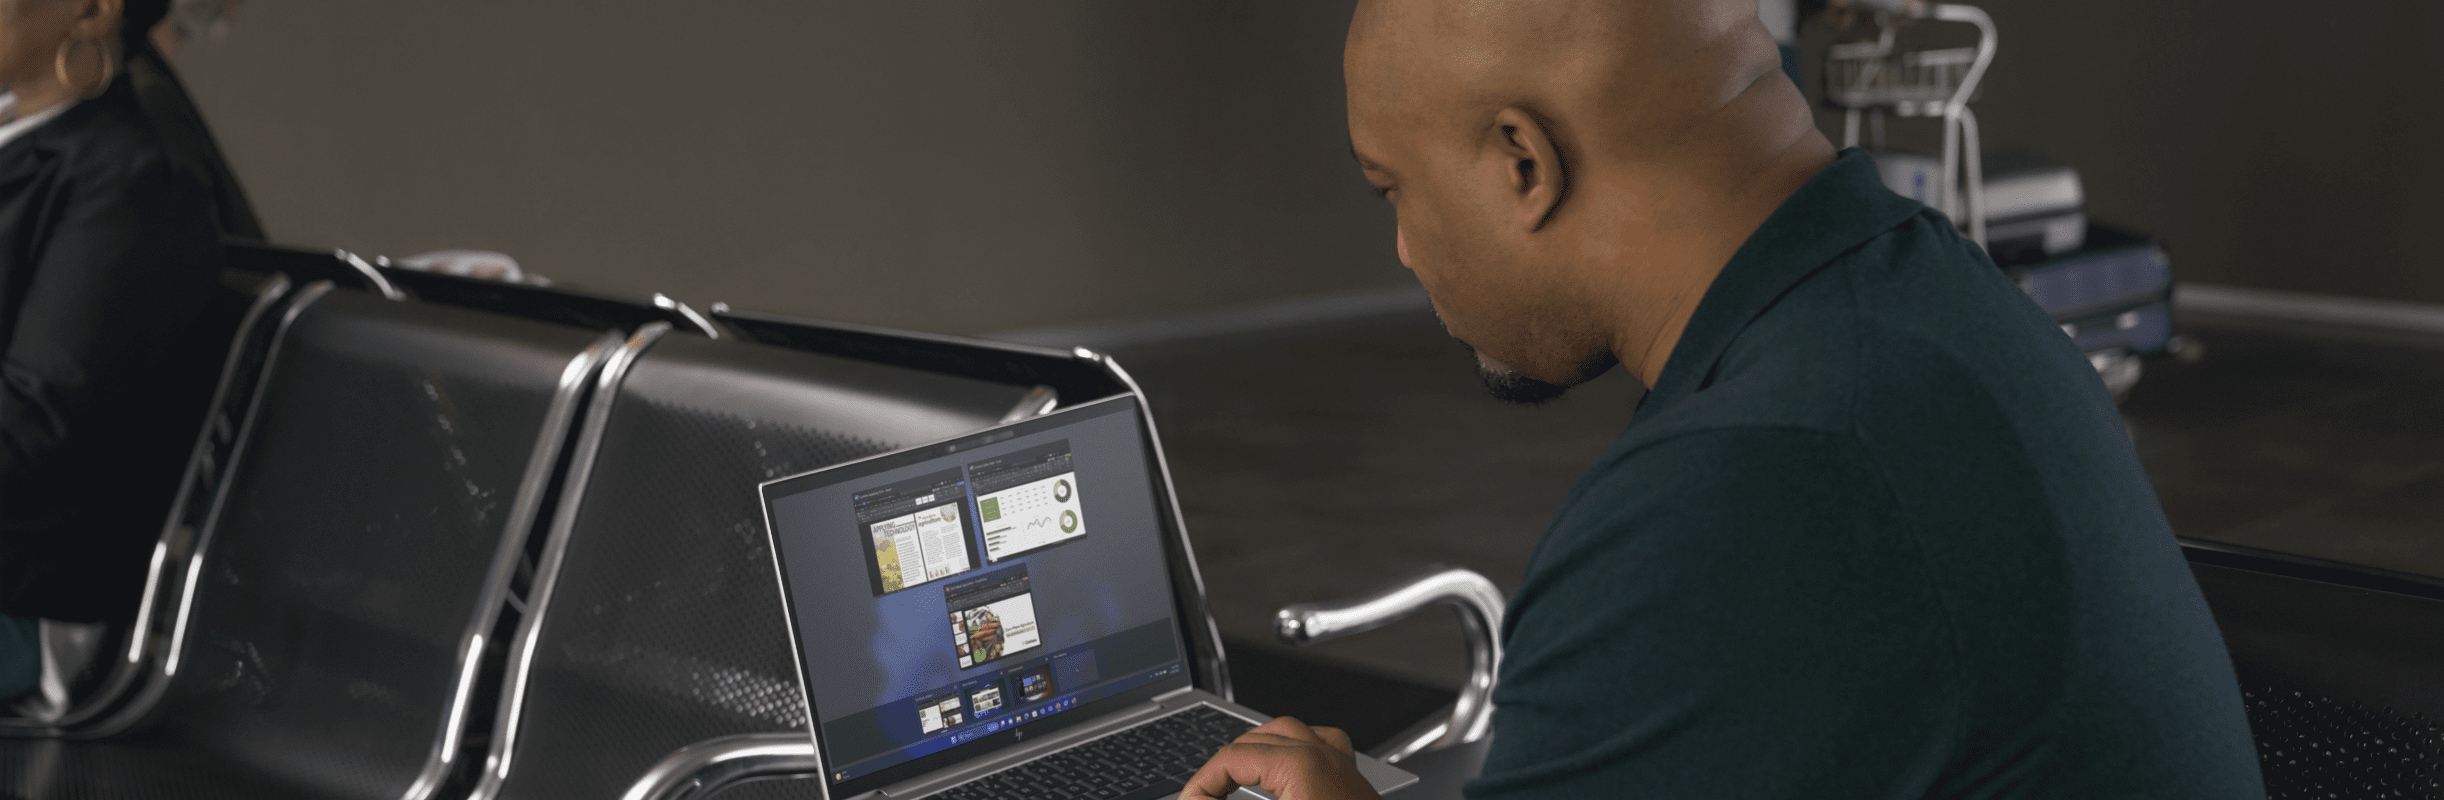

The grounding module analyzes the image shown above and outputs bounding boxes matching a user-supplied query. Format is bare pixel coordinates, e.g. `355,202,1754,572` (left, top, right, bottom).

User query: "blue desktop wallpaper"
767,406,1180,726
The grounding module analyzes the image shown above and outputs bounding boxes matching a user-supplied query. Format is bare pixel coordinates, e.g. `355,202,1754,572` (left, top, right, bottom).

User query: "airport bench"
5,242,2419,799
0,274,620,798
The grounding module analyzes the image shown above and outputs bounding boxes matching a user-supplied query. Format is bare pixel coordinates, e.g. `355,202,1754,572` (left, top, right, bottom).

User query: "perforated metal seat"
2186,540,2444,798
472,327,1056,800
0,285,621,800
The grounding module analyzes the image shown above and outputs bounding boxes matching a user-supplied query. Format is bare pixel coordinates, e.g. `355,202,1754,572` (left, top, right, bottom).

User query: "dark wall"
178,2,2440,334
175,1,1401,335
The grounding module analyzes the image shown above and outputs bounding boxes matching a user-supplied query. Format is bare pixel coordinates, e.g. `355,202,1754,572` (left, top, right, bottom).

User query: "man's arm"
1179,427,1961,799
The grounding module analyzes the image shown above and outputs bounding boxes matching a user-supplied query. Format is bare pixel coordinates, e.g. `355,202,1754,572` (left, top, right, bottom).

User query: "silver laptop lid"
760,395,1197,799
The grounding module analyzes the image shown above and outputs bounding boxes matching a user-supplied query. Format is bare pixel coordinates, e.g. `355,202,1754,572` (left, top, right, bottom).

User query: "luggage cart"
1823,5,2176,400
1824,3,1998,247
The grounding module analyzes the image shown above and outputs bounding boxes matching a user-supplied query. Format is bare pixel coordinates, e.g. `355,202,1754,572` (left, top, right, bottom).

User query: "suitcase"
1997,223,2175,356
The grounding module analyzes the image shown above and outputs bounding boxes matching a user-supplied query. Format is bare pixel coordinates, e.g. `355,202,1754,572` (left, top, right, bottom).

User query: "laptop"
761,394,1417,800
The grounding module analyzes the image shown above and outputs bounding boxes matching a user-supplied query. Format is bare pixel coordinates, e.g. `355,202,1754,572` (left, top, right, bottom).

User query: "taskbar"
832,661,1187,783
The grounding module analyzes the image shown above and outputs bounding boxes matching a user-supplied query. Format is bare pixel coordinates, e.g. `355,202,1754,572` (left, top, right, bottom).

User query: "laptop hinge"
1155,685,1198,703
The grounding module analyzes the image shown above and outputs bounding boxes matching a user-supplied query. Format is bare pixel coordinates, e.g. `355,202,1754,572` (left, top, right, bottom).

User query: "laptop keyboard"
928,705,1257,800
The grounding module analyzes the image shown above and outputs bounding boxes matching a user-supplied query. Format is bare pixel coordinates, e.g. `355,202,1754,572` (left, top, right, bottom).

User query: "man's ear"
1488,106,1568,231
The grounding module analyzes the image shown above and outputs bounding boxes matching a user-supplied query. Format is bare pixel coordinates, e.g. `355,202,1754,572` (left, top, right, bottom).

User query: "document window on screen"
855,470,982,596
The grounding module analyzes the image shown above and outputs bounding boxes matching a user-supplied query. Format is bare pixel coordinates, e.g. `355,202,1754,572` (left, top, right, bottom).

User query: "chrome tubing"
651,293,723,339
467,322,673,800
619,733,820,800
5,273,297,737
1273,567,1505,764
336,250,407,301
72,281,339,740
400,330,624,800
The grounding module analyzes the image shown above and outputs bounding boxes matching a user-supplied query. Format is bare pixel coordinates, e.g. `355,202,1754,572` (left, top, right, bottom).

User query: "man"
1184,0,2262,797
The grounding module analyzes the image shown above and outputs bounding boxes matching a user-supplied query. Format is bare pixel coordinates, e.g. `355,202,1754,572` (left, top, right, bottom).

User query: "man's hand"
1180,717,1381,800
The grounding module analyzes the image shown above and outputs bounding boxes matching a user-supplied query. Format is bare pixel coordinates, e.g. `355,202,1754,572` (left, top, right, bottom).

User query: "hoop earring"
53,40,74,91
50,38,116,98
89,40,115,94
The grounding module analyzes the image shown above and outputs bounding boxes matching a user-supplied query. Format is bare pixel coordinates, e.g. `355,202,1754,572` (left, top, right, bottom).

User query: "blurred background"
176,0,2444,331
167,0,2444,714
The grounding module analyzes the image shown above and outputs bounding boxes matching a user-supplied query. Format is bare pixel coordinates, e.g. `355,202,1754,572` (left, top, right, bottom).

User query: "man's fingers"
1251,716,1328,744
1230,731,1314,748
1312,725,1355,756
1245,717,1351,755
1183,722,1380,800
1180,741,1298,800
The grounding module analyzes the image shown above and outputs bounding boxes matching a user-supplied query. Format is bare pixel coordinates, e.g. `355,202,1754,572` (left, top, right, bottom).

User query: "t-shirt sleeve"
1467,427,1960,799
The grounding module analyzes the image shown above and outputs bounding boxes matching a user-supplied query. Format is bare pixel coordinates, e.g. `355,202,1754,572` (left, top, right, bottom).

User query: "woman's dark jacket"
0,74,223,622
128,46,262,242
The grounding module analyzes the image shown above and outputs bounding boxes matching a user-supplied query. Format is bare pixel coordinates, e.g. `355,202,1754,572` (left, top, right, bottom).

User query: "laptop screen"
761,395,1193,795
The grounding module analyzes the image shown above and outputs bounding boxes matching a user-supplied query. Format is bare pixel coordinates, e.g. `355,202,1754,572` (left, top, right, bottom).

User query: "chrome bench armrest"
1273,567,1504,764
620,733,819,800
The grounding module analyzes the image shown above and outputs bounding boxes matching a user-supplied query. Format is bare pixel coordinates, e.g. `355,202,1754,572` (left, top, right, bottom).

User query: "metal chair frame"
1275,567,1504,765
67,280,340,740
468,323,673,800
25,280,623,800
0,271,296,738
396,326,623,800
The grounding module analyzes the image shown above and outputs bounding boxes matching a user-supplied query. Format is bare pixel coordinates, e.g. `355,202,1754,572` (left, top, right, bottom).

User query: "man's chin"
1442,315,1608,405
1476,367,1573,405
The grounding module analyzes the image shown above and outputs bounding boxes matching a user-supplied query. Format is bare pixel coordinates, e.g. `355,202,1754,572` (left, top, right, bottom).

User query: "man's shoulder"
1635,209,1996,439
1670,209,2097,458
1549,425,1895,561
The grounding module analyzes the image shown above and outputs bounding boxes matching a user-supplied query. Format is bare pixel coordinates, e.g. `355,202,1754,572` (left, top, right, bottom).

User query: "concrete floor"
2128,316,2444,577
1113,310,2444,692
1114,311,1640,692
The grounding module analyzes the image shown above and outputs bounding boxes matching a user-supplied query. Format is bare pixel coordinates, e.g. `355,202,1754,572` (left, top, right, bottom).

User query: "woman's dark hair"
121,0,172,56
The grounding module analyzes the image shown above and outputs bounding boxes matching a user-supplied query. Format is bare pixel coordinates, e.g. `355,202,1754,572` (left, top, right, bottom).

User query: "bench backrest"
27,269,297,735
140,285,616,799
2186,541,2444,795
475,328,1035,800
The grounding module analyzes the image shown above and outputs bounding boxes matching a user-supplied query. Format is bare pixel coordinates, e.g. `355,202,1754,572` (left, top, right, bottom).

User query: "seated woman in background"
0,0,222,713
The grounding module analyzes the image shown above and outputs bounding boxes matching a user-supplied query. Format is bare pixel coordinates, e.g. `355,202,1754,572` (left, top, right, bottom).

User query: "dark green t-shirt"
1468,151,2262,798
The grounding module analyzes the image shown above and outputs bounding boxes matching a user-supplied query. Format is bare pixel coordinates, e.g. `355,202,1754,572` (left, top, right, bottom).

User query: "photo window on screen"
943,565,1042,670
915,691,965,734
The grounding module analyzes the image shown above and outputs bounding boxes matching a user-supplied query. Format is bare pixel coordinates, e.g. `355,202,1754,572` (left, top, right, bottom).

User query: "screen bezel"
758,394,1202,798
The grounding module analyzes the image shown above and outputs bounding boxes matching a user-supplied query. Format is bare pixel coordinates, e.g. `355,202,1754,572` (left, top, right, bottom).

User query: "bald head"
1349,0,1774,161
1346,0,1832,396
